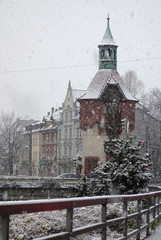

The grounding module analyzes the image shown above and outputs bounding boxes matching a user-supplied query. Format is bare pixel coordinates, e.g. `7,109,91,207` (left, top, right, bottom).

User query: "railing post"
157,195,160,216
153,196,156,220
159,195,161,215
123,201,128,238
66,208,73,237
146,198,150,237
101,203,107,240
137,199,141,240
0,215,9,240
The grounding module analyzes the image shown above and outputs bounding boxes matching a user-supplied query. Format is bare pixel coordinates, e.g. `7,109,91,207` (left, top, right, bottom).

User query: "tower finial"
68,80,71,88
107,13,110,25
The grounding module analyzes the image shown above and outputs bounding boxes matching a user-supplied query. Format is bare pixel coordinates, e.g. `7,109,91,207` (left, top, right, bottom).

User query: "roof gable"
79,69,137,102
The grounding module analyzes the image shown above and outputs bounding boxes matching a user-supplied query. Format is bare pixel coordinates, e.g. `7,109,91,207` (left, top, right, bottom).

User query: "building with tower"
79,17,139,175
19,17,161,179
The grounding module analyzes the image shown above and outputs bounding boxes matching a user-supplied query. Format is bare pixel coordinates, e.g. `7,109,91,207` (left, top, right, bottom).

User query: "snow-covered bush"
76,138,152,196
74,176,93,196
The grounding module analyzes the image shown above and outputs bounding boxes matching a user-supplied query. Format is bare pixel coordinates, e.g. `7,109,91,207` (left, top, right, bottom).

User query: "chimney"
51,107,54,114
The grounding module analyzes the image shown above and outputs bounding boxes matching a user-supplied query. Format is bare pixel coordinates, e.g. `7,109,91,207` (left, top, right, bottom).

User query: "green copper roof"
101,16,116,45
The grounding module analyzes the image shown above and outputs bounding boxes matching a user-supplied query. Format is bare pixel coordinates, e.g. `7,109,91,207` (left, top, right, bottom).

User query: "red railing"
1,191,161,240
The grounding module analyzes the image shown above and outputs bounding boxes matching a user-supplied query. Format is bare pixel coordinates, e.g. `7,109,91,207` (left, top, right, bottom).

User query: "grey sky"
0,0,161,120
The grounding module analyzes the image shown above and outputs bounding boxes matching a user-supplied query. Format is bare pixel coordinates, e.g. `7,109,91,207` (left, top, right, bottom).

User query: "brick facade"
41,127,57,177
80,99,136,134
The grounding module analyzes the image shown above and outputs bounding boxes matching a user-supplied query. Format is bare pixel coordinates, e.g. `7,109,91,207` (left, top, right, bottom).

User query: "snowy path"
146,224,161,240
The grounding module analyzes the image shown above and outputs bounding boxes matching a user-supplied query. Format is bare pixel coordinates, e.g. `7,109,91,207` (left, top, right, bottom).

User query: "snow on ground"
9,201,154,240
146,224,161,240
9,204,124,240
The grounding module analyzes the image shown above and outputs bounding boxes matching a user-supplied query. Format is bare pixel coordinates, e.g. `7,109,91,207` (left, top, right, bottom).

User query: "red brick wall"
79,99,107,132
79,99,136,133
119,101,136,131
41,131,57,176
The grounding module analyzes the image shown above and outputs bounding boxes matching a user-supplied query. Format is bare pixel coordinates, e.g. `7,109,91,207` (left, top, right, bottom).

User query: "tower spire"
98,17,118,70
101,14,115,45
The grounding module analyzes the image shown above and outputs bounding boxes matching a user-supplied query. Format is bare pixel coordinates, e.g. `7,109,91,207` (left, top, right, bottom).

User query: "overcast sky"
0,0,161,120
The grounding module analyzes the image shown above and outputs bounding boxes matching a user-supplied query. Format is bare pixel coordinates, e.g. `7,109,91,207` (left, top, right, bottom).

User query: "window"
54,145,57,153
59,129,61,140
65,128,68,139
70,110,72,120
65,111,68,121
84,157,99,176
32,152,35,161
75,108,79,116
79,129,82,138
77,128,79,138
69,127,72,138
49,133,52,143
69,146,72,157
59,146,61,158
43,135,46,145
46,134,48,144
54,132,57,142
101,49,104,58
33,151,37,162
77,128,82,138
46,149,48,159
32,136,37,146
49,150,51,159
64,146,67,158
76,146,80,155
108,48,112,57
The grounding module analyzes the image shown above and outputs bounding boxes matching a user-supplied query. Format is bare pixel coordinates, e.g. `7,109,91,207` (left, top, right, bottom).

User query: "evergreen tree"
103,138,152,194
76,138,152,196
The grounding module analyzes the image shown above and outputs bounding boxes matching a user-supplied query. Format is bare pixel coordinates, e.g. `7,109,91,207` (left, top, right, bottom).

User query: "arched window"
101,49,105,58
108,49,112,58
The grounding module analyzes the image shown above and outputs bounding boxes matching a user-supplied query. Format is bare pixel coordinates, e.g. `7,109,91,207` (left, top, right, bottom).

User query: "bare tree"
122,70,144,97
0,111,24,175
141,87,161,120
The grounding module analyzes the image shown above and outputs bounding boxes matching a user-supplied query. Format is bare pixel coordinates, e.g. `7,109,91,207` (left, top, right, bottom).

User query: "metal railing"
1,191,161,240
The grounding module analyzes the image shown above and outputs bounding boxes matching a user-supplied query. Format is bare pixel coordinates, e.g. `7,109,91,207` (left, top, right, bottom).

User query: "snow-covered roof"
52,110,62,122
43,109,62,123
79,69,137,102
41,124,57,132
72,89,86,101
